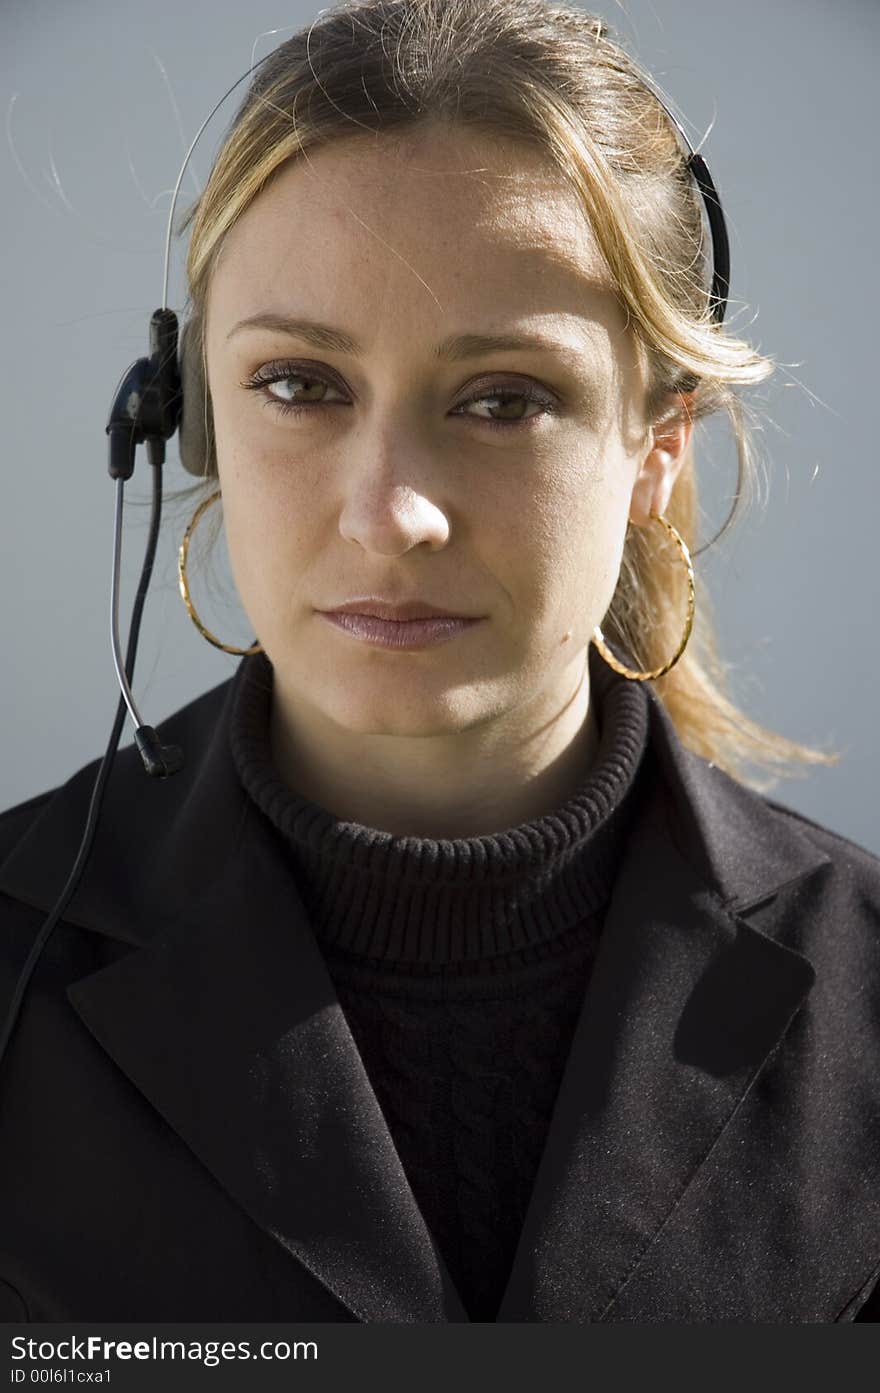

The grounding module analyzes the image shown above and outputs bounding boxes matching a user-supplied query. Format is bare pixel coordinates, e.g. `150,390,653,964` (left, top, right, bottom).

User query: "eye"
454,380,558,429
241,365,344,413
239,362,559,431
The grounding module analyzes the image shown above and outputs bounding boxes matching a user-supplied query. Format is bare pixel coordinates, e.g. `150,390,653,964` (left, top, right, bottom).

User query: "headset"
0,45,731,1075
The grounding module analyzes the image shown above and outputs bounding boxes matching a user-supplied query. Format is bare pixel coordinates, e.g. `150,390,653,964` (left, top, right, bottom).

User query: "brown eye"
241,366,343,413
454,385,556,426
269,375,330,405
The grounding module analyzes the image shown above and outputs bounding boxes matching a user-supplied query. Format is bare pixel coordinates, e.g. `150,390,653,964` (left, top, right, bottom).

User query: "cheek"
217,425,317,550
505,464,627,631
214,469,303,624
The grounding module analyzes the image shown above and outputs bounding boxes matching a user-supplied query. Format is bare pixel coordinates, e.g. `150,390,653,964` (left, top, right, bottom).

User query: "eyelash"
239,363,559,431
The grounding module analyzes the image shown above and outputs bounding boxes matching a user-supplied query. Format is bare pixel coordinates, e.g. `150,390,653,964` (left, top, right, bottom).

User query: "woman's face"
204,123,686,813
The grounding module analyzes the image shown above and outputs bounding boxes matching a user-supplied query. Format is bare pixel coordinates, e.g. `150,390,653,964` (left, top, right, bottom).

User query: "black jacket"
1,661,879,1323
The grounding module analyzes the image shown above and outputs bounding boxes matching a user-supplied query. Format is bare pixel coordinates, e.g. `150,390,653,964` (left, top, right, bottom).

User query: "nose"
338,478,451,556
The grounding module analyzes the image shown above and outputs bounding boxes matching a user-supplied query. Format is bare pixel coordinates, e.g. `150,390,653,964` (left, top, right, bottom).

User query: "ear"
628,392,696,526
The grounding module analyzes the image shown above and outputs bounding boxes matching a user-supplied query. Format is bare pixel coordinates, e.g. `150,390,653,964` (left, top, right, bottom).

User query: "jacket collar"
0,659,833,1321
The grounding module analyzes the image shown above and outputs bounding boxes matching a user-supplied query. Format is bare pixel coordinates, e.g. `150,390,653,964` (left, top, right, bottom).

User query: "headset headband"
157,52,731,326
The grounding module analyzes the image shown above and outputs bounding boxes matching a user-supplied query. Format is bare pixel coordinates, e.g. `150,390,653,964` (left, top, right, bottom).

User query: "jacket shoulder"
758,795,880,960
0,787,58,875
0,787,70,1010
762,794,880,878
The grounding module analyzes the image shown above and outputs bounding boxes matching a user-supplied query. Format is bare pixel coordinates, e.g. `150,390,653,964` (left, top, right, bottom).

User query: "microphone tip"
134,726,184,778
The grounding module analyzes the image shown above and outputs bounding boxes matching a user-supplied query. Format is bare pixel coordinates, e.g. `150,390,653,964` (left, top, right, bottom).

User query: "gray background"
2,0,877,853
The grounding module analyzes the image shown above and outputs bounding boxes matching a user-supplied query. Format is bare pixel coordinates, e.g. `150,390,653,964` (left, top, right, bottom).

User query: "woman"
1,0,879,1324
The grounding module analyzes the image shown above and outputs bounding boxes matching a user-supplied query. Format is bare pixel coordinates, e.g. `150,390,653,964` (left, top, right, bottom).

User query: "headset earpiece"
178,316,217,479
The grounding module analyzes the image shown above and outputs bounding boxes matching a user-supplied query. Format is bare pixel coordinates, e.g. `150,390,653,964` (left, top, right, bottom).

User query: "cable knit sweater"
228,641,651,1321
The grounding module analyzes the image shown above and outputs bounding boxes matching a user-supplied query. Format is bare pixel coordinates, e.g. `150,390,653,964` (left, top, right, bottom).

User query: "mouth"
317,610,483,650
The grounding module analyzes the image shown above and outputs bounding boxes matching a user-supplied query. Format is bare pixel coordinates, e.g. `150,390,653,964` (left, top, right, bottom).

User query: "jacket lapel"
494,747,822,1320
64,811,469,1323
0,658,832,1322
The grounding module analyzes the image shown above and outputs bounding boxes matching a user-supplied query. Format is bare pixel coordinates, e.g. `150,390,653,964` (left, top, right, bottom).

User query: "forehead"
208,124,618,323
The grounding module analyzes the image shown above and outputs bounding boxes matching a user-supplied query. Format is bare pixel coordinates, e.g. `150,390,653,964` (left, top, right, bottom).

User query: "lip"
319,598,478,621
317,610,483,650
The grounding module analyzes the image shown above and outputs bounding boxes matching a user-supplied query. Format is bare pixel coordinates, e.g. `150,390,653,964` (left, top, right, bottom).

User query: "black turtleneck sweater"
229,642,651,1321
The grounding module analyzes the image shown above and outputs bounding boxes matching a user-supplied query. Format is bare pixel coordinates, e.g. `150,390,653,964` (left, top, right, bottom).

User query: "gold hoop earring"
591,510,695,681
177,489,263,656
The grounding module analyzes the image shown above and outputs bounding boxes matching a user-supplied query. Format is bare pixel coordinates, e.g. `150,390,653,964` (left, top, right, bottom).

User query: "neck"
267,653,600,840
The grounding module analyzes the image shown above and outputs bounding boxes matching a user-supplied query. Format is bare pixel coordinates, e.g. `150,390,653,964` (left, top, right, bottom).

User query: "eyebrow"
225,312,585,363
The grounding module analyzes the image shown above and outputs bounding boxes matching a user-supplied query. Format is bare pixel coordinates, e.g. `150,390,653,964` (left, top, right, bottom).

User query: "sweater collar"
227,643,651,964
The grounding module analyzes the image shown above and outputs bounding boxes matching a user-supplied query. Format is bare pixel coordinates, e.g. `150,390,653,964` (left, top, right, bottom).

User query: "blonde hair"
164,0,838,793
